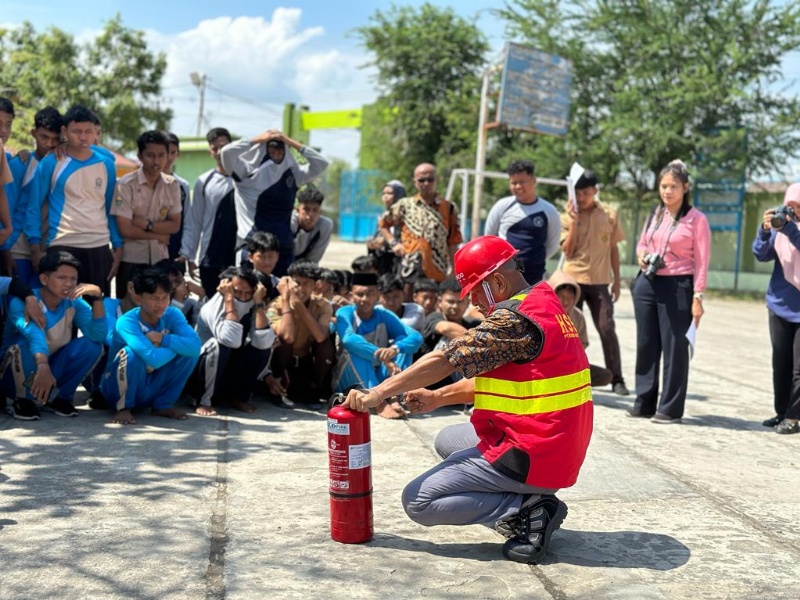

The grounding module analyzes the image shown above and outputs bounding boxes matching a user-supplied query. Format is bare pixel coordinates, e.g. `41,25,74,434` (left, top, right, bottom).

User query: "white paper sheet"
686,321,697,359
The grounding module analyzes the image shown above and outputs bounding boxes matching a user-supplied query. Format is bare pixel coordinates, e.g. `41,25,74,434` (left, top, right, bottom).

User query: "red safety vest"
472,282,593,489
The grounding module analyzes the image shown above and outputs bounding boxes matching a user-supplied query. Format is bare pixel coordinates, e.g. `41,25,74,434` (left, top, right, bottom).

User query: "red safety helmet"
454,236,519,299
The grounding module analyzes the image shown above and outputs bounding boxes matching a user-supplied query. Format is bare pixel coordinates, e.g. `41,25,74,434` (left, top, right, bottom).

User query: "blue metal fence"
339,169,386,242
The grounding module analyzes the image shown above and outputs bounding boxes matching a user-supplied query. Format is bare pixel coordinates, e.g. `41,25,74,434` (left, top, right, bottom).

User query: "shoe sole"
651,417,682,424
43,404,78,418
11,410,40,421
502,499,568,564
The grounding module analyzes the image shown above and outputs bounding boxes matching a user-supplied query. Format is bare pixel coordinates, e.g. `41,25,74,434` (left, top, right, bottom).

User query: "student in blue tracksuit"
0,97,22,269
2,250,106,420
333,271,422,419
13,107,63,287
101,266,201,425
83,264,144,410
27,105,122,296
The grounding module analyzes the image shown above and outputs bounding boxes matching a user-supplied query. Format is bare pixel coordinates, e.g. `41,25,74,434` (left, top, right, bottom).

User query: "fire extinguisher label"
348,442,371,469
328,419,350,435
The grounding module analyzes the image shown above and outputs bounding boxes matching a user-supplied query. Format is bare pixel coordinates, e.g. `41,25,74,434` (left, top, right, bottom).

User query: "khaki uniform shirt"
560,201,624,285
112,168,181,264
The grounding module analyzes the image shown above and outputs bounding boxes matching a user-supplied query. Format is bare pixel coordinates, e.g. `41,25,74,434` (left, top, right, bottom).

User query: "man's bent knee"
401,481,438,527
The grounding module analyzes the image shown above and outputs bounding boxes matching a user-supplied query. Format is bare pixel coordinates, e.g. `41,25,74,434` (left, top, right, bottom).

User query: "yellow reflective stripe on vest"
474,369,591,415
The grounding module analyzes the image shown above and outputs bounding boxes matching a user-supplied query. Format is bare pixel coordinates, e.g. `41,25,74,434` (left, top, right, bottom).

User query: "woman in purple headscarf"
754,183,800,434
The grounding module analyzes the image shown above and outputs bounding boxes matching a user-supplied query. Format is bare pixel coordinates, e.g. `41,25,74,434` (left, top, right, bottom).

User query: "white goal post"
444,168,569,238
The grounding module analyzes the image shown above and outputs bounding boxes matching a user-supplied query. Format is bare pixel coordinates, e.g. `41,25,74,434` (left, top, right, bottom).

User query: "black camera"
771,205,795,229
643,253,665,279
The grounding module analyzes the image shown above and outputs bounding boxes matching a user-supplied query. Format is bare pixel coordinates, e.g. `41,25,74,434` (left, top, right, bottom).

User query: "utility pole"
190,72,207,137
472,64,501,240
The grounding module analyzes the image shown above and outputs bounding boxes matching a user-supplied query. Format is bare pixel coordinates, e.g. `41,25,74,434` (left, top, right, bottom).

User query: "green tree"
356,3,489,178
498,0,800,196
0,14,171,151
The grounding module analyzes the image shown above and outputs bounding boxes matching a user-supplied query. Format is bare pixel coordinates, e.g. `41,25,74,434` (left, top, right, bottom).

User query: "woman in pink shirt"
629,160,711,423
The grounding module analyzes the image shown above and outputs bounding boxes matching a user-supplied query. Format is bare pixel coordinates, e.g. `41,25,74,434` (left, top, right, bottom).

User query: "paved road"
1,240,798,599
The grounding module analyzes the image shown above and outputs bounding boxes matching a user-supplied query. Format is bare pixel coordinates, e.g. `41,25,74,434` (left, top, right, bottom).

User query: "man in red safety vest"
345,235,593,564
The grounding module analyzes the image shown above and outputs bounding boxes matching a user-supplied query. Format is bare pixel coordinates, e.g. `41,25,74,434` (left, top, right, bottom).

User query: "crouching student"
100,267,201,424
267,260,334,409
2,250,106,420
162,259,206,326
84,264,144,410
378,274,424,333
332,271,422,419
187,266,274,415
549,270,612,388
247,231,280,301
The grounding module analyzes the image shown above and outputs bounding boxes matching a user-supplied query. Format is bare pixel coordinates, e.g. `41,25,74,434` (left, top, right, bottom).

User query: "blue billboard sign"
497,43,572,136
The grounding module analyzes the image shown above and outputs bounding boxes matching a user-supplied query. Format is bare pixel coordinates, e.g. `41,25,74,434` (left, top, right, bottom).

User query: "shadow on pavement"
548,529,690,569
591,391,632,412
681,414,766,432
368,528,690,570
368,533,505,562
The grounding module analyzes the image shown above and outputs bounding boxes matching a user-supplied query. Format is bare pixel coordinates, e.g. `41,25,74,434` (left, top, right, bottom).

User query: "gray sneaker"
495,495,567,539
501,496,569,564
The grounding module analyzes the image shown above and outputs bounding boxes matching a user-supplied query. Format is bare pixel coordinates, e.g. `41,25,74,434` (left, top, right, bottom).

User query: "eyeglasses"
416,177,436,183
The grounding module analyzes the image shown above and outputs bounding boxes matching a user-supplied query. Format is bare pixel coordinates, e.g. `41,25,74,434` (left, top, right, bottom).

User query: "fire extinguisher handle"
328,393,347,408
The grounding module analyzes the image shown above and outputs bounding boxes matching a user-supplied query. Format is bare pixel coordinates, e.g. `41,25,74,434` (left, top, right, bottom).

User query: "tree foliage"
356,3,489,179
497,0,800,195
0,14,171,151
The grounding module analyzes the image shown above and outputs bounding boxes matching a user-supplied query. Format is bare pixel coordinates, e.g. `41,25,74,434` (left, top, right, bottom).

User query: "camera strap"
645,207,680,260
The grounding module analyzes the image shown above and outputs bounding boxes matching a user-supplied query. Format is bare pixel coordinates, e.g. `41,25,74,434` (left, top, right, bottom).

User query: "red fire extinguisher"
327,393,373,543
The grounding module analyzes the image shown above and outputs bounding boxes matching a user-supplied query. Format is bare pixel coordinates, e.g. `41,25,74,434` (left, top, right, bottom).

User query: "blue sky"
3,1,507,165
4,1,800,179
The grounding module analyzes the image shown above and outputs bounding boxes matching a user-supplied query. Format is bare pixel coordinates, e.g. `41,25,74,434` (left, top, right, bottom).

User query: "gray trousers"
401,422,556,527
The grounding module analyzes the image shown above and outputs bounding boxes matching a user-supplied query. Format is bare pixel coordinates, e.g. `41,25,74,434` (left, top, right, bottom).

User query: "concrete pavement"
1,239,799,599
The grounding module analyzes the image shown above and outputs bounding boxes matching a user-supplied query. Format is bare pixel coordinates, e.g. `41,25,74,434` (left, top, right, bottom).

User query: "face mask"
233,298,252,315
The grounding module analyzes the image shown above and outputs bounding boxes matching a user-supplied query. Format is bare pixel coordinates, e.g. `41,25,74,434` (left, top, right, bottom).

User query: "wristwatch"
693,292,704,300
145,219,154,232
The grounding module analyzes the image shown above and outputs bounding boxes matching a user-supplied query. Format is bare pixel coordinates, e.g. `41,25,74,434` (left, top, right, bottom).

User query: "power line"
205,83,283,116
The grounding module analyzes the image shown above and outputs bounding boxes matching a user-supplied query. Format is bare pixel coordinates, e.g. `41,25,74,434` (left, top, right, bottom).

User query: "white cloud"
142,9,377,164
